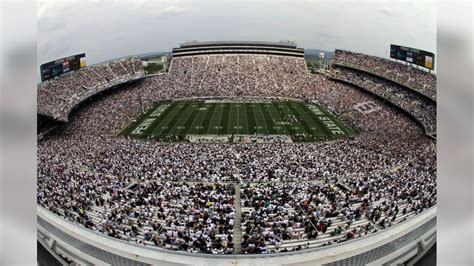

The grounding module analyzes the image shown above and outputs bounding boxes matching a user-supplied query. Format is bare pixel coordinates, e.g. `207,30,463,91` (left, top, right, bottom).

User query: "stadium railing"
37,205,436,265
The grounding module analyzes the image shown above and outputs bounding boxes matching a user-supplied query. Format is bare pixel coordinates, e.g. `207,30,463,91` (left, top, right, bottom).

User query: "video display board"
40,53,86,82
390,45,434,70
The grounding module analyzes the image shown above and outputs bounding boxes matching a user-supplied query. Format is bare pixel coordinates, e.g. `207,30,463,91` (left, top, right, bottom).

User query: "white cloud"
131,0,146,9
37,0,101,19
37,0,56,18
148,5,189,18
378,6,393,15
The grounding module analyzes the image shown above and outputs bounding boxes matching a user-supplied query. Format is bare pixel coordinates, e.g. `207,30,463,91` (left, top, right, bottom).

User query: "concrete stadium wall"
37,206,436,266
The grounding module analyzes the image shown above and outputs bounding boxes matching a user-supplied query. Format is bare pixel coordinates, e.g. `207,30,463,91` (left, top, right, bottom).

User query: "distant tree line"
144,63,163,74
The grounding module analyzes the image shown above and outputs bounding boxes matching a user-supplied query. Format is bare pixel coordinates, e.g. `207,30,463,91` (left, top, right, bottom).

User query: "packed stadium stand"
37,41,436,265
332,50,437,100
37,57,145,122
330,50,437,138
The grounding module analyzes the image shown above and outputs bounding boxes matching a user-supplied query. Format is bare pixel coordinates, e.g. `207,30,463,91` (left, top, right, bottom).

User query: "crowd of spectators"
331,67,436,133
333,49,436,99
240,182,372,253
37,57,144,121
37,53,436,254
169,55,309,97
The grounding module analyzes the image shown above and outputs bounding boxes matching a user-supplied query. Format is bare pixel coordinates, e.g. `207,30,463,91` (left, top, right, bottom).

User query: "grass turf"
120,99,354,142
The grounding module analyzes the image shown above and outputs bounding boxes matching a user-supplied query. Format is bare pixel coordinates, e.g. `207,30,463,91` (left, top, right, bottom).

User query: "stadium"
37,41,436,265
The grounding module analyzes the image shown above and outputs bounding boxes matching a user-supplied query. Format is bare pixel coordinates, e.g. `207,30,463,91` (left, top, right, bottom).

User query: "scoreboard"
389,45,435,70
40,53,86,82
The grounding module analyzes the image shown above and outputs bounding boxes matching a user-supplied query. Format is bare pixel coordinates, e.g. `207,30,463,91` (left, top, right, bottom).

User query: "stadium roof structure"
172,40,305,57
179,40,299,49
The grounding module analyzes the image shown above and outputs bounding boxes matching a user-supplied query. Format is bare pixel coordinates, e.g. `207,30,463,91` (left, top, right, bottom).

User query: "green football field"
120,98,353,142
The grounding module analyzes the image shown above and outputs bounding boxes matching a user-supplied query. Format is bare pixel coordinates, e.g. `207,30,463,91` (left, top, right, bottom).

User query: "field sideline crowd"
37,53,436,254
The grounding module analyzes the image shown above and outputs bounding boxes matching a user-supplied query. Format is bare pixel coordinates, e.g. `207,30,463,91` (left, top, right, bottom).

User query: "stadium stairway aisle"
233,183,243,254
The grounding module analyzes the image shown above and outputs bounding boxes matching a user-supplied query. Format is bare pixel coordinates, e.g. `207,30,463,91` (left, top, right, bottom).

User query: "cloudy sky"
37,0,436,71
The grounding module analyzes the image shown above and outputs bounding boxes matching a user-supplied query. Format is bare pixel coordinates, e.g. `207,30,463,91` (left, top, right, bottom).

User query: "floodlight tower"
162,55,168,72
